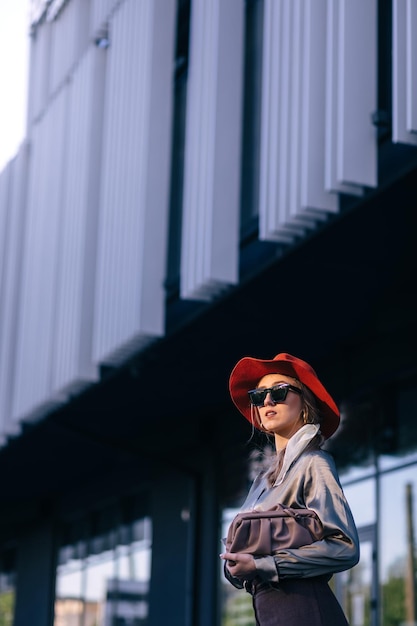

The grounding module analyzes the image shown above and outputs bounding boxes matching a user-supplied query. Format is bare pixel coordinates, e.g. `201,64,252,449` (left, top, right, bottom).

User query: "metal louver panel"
0,149,29,442
326,0,377,191
12,89,68,423
91,0,123,36
338,0,377,187
407,0,417,133
93,0,176,364
0,167,9,285
52,46,105,395
27,19,52,124
393,0,417,144
300,0,338,216
180,0,243,301
49,0,91,97
259,0,337,244
0,164,12,442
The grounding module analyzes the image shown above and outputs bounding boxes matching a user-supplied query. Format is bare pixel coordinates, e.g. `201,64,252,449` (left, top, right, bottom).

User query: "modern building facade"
0,0,416,625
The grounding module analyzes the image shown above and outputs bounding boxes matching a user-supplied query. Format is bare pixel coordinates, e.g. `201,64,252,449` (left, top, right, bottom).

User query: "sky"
0,1,30,172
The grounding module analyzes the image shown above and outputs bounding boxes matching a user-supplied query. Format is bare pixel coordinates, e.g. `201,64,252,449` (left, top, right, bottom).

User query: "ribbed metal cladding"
91,0,123,36
325,0,360,196
12,89,68,423
0,148,29,442
27,18,52,124
180,0,243,301
259,0,337,244
0,164,13,442
49,0,91,97
408,1,417,133
326,0,377,192
0,164,11,445
392,0,417,145
259,0,377,244
92,0,176,365
51,46,106,395
0,167,9,279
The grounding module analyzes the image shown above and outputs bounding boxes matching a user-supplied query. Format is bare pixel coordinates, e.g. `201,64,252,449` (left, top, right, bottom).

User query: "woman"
220,352,359,626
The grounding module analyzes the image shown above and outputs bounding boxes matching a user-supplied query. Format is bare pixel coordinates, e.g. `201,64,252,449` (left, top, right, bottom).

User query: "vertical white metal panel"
12,90,68,422
0,148,29,442
91,0,122,35
259,0,298,242
393,0,417,144
282,0,320,230
52,46,104,394
49,0,90,96
0,163,13,442
50,0,74,94
393,0,408,143
0,166,10,292
287,0,305,224
0,164,12,435
276,0,309,234
406,0,417,132
259,0,334,244
272,0,304,236
27,19,52,124
181,0,214,293
325,0,340,194
326,2,363,196
325,0,363,196
180,0,244,300
93,0,176,364
300,0,338,215
209,0,243,288
337,0,377,188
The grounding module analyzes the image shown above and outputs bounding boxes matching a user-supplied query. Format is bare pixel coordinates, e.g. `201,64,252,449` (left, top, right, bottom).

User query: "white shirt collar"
274,423,320,485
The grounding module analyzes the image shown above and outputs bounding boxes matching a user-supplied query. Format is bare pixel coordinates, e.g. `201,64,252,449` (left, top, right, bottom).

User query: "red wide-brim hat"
229,352,340,439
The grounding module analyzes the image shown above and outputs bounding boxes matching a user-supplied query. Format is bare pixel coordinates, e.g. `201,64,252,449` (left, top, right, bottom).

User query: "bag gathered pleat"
225,504,324,556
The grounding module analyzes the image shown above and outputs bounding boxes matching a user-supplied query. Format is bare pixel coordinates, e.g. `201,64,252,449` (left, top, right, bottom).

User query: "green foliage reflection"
0,591,14,626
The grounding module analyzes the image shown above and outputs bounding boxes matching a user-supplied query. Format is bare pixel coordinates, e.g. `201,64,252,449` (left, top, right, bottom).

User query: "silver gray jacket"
226,448,360,586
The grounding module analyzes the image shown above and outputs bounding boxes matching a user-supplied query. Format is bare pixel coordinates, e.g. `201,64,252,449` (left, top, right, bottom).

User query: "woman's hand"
220,551,257,579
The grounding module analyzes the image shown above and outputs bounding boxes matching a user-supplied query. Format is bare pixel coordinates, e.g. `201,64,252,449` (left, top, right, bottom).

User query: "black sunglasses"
248,383,302,407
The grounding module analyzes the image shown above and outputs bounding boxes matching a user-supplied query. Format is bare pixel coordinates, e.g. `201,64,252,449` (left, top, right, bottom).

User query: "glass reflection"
342,479,376,528
0,572,15,626
334,539,374,626
54,517,151,626
380,468,417,626
219,508,253,626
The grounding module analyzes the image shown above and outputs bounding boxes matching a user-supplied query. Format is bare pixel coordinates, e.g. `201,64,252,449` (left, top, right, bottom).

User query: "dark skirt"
250,576,349,626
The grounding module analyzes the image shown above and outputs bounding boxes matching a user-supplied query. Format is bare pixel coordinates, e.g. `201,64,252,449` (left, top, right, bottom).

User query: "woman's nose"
264,391,275,406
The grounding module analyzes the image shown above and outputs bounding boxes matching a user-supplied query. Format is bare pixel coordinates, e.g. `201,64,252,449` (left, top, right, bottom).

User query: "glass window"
219,508,253,626
109,519,151,625
379,466,417,626
330,478,377,626
54,547,84,626
54,517,152,626
84,547,114,625
339,460,376,484
0,571,16,626
342,478,376,529
334,534,375,626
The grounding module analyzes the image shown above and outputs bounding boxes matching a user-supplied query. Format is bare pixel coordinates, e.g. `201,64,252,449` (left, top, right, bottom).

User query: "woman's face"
255,373,304,438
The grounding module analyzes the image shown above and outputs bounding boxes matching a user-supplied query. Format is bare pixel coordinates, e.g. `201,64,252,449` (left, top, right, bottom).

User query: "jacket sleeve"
255,453,360,583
